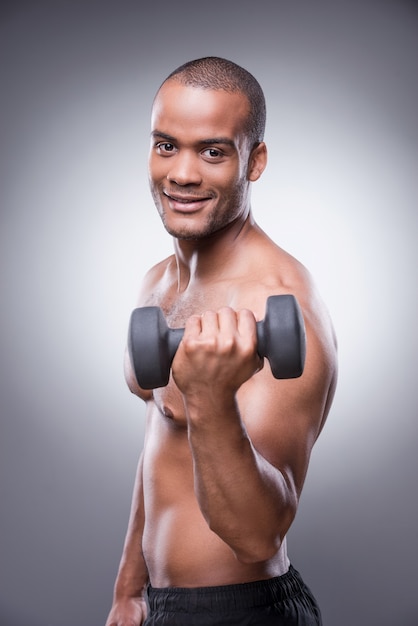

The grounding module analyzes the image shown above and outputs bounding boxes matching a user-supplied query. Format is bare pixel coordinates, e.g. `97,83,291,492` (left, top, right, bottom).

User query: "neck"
173,212,256,292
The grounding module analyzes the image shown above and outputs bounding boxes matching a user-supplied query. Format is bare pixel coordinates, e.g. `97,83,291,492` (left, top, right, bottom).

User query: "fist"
172,306,263,394
104,597,147,626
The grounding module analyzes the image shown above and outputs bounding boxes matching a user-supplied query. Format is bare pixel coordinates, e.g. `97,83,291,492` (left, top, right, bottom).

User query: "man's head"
162,57,266,150
149,57,268,241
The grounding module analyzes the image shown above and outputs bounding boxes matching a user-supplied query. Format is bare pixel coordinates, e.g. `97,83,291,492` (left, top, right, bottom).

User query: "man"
105,57,337,626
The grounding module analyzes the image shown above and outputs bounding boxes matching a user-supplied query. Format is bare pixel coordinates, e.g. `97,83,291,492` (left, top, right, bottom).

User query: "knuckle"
219,336,235,354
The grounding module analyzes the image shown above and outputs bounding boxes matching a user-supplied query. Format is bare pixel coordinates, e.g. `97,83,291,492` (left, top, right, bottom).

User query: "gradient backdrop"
1,1,417,625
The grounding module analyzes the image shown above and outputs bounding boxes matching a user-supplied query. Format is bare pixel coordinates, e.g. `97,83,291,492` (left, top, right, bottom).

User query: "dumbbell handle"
164,321,268,365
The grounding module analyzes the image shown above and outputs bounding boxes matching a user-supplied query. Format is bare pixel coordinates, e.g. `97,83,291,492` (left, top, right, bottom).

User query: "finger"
236,308,257,340
217,307,238,337
199,309,219,337
183,313,203,339
237,309,263,371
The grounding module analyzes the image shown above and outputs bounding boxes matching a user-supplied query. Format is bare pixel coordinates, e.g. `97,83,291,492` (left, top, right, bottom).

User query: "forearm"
185,391,297,563
112,455,149,600
106,538,148,626
113,528,148,600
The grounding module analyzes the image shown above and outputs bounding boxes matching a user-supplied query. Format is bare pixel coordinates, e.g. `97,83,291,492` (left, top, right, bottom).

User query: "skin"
105,79,338,626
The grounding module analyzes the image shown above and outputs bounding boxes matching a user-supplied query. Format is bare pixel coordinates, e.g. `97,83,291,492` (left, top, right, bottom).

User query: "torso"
129,230,333,588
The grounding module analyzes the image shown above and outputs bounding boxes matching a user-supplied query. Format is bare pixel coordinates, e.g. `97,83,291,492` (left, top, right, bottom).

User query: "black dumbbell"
128,294,306,390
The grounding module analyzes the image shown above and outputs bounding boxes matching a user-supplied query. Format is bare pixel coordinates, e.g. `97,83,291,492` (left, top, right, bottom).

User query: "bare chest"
152,376,186,427
142,277,271,423
145,286,230,326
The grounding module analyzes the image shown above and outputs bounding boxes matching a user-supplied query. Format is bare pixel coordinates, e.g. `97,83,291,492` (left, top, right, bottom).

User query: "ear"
247,142,267,181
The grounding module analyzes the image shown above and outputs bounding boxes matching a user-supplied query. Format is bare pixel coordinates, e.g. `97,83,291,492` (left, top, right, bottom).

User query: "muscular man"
105,57,337,626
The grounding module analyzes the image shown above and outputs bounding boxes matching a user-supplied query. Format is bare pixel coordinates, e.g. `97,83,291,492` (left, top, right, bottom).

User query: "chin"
166,228,206,241
161,212,232,241
162,220,214,241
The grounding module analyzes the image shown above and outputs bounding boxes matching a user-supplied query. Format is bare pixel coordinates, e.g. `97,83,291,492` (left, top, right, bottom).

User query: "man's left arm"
172,305,337,564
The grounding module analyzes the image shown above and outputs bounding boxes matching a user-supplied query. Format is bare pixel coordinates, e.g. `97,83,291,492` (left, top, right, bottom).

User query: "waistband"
147,565,305,613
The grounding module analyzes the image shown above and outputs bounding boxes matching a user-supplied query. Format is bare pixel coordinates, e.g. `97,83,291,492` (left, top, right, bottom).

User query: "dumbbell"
128,294,306,390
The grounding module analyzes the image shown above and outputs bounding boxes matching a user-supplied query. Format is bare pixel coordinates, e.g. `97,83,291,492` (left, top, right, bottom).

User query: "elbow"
207,517,283,565
233,508,297,565
233,532,283,565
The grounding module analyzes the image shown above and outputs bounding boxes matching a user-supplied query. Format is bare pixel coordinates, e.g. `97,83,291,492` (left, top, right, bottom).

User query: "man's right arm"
106,265,165,625
105,453,148,626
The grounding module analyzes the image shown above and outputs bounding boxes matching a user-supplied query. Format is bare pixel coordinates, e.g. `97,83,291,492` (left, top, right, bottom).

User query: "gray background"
1,1,417,625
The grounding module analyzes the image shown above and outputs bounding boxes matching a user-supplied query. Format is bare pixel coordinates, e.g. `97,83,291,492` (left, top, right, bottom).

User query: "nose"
167,150,202,186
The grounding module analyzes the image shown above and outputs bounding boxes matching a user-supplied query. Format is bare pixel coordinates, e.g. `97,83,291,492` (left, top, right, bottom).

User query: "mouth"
163,190,213,212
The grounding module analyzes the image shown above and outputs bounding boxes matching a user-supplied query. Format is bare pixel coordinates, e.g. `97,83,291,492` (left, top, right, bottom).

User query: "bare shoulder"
280,247,337,372
134,254,176,307
229,226,337,383
267,241,338,392
235,235,337,495
124,254,176,399
241,230,335,341
275,245,336,345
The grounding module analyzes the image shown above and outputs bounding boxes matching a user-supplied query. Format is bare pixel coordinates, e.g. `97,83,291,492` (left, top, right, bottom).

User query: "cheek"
206,164,244,191
148,154,166,181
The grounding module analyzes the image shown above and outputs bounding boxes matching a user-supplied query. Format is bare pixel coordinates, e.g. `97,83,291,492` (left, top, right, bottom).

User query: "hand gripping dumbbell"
128,294,306,390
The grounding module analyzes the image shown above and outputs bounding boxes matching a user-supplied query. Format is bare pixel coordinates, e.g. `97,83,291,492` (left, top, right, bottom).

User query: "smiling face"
148,79,266,241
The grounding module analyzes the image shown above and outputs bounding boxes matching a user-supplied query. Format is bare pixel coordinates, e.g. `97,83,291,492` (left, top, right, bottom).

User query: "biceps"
239,375,324,498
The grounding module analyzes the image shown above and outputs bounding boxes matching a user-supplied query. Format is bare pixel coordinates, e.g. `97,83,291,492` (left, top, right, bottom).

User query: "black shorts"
143,565,322,625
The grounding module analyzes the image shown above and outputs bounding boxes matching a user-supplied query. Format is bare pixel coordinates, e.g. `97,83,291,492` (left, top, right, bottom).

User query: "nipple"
162,405,175,419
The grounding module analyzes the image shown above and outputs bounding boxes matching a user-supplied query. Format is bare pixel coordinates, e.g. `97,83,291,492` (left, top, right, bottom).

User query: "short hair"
162,57,266,148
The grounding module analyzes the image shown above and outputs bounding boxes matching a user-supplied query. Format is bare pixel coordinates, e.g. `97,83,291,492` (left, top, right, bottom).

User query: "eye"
156,142,176,155
202,148,223,161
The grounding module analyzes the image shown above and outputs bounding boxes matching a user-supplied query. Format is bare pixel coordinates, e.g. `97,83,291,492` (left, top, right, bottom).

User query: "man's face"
148,80,255,240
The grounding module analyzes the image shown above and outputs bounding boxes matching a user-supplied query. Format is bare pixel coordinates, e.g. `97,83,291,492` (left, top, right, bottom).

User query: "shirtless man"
105,57,337,626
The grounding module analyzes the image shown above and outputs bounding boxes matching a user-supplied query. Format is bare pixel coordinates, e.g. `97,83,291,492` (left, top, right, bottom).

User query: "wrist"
113,578,148,602
183,387,238,421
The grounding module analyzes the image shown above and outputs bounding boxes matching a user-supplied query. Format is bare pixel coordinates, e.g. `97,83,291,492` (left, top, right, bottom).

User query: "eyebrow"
151,131,176,143
151,130,235,148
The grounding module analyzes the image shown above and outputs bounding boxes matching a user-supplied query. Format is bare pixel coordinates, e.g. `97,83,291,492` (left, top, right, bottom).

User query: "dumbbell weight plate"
128,306,182,390
258,295,306,379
